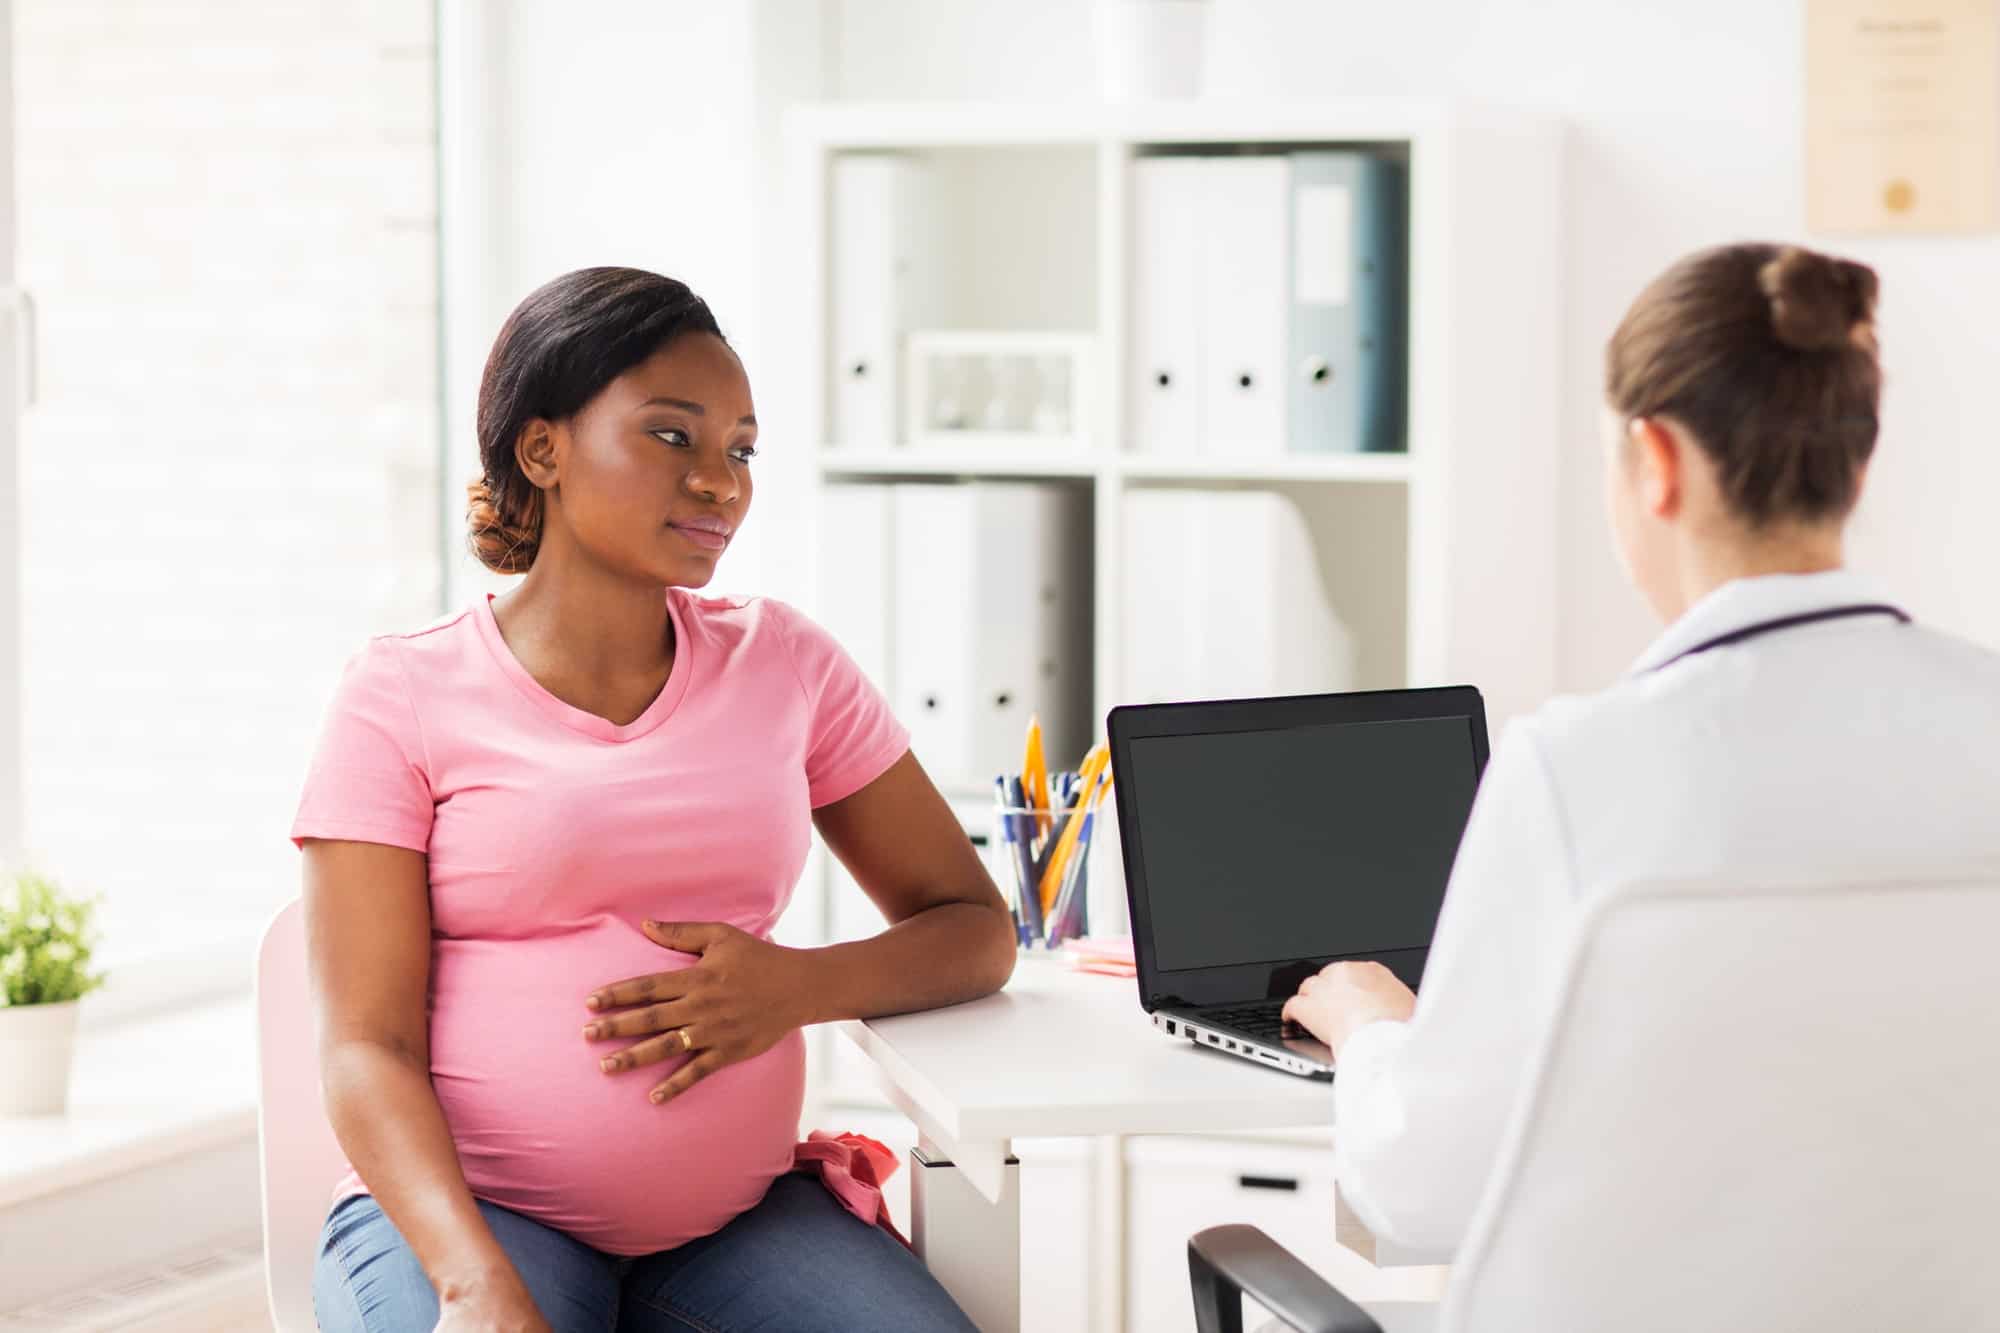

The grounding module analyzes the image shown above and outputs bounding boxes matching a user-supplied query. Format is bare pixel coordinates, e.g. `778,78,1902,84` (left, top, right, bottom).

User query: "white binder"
891,483,1090,795
1119,488,1353,705
1127,158,1205,456
1128,156,1292,457
812,483,895,692
1198,157,1291,457
830,155,926,448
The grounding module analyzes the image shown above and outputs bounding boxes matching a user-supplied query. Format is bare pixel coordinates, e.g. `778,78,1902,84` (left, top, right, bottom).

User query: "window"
13,2,442,990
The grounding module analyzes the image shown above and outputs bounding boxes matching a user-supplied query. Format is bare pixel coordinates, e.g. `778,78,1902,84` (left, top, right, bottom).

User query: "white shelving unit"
777,98,1564,1331
787,98,1564,747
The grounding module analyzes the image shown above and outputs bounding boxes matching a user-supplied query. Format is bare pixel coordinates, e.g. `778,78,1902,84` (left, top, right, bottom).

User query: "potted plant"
0,870,105,1115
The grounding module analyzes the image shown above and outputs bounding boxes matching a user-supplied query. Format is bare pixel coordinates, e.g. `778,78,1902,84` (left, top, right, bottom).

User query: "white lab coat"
1331,571,2000,1257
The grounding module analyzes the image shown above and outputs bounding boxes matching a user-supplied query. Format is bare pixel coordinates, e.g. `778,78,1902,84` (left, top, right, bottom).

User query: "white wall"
829,0,2000,694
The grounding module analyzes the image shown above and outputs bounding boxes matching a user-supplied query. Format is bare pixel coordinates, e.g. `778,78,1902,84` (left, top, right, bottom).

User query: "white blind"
15,2,441,955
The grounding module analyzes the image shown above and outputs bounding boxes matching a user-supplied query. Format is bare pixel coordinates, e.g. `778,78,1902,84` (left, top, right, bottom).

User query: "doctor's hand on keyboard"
1281,961,1417,1059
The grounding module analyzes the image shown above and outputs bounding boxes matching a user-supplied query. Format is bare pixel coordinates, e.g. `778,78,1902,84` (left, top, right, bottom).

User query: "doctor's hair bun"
1758,247,1878,352
1605,242,1882,527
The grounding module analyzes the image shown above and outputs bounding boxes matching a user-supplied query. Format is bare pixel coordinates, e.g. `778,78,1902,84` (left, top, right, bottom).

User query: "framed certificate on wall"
1806,0,1999,233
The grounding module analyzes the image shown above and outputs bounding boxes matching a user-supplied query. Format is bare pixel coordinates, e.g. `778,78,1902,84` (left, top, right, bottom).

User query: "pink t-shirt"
291,590,910,1256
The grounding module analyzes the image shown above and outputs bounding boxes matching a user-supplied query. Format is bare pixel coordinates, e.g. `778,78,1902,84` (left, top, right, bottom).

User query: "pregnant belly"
425,930,806,1257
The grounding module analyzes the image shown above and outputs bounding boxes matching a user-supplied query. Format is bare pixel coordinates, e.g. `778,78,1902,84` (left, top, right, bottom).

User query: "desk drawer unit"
1125,1135,1447,1331
1125,1136,1343,1333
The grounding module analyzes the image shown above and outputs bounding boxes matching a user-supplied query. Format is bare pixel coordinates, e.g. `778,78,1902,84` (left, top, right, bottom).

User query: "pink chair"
255,898,348,1331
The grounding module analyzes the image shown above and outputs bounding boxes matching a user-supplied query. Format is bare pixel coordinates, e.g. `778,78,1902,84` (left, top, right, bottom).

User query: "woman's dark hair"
468,267,727,573
1605,243,1881,528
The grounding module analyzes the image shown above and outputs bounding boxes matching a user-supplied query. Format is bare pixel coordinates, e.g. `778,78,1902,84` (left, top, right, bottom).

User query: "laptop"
1107,686,1489,1080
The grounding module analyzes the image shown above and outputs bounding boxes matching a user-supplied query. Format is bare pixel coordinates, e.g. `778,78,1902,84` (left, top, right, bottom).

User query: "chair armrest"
1188,1225,1384,1333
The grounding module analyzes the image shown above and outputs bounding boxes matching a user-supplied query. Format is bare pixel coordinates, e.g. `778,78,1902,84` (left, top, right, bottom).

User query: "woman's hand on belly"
583,920,812,1106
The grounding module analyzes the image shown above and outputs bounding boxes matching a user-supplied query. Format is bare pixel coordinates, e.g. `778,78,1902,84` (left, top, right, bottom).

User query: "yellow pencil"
1040,744,1109,914
1023,717,1051,840
1042,751,1109,912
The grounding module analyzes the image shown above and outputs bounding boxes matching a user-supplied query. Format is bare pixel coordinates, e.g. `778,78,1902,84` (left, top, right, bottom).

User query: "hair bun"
1759,246,1878,352
466,477,541,575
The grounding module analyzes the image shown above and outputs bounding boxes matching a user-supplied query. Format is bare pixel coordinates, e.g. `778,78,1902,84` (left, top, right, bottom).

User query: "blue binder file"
1286,150,1409,453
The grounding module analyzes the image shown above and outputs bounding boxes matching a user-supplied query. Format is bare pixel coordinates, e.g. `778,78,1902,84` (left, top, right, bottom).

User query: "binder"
1127,157,1205,456
813,483,895,691
1119,488,1354,705
1287,150,1409,453
1197,156,1291,457
891,483,1090,794
830,155,927,448
890,485,973,783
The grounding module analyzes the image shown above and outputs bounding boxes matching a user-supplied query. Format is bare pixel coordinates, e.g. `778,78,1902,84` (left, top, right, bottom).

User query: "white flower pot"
1092,0,1211,103
0,1000,81,1115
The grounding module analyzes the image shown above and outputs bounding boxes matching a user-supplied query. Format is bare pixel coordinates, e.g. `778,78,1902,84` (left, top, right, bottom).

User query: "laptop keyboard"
1200,1001,1298,1043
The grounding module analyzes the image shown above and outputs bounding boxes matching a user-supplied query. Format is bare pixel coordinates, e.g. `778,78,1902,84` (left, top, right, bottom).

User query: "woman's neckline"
473,590,693,744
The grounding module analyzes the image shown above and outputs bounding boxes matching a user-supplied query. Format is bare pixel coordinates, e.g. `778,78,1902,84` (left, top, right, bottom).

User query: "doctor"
1280,242,2000,1256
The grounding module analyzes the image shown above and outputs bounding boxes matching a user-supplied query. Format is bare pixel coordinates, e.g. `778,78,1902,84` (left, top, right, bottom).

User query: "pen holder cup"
987,804,1120,951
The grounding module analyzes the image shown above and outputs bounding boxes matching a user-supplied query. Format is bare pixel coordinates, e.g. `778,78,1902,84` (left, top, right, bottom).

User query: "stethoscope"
1650,603,1911,674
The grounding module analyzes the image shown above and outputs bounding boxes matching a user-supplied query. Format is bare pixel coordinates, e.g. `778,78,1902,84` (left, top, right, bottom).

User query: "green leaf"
0,868,106,1006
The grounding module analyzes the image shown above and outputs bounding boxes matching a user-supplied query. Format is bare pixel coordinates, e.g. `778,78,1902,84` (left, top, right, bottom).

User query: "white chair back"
256,898,349,1332
1442,872,2000,1333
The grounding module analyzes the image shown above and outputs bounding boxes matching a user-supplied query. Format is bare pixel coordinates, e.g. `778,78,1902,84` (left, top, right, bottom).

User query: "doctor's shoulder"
1479,677,1680,810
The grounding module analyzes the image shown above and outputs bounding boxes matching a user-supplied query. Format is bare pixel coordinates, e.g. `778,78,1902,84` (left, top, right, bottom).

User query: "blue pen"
1005,775,1046,944
1046,808,1095,947
1073,808,1098,936
996,772,1032,940
1033,777,1086,885
994,779,1030,946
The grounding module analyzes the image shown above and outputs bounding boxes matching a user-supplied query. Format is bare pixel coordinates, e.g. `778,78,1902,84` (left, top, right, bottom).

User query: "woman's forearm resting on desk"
806,751,1019,1017
793,896,1017,1022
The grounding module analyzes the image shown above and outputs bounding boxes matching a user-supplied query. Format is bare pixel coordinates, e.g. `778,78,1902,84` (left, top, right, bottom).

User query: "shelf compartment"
1119,476,1409,696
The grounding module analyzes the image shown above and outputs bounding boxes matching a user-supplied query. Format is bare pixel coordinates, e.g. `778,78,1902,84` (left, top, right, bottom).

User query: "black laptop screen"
1129,715,1480,974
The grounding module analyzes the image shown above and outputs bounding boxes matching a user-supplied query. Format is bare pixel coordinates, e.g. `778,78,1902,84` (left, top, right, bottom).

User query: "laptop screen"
1128,714,1481,974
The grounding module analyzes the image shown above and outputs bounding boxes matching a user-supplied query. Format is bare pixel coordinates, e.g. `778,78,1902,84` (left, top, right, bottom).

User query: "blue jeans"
313,1174,977,1332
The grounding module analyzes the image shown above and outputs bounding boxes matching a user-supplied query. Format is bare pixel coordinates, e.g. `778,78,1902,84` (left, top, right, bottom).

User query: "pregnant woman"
293,268,1014,1332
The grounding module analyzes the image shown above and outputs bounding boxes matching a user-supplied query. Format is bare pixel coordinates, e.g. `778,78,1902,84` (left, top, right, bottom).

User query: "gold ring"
673,1028,692,1055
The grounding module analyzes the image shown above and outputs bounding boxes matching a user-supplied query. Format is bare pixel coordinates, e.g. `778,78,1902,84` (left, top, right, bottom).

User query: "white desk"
839,957,1337,1331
